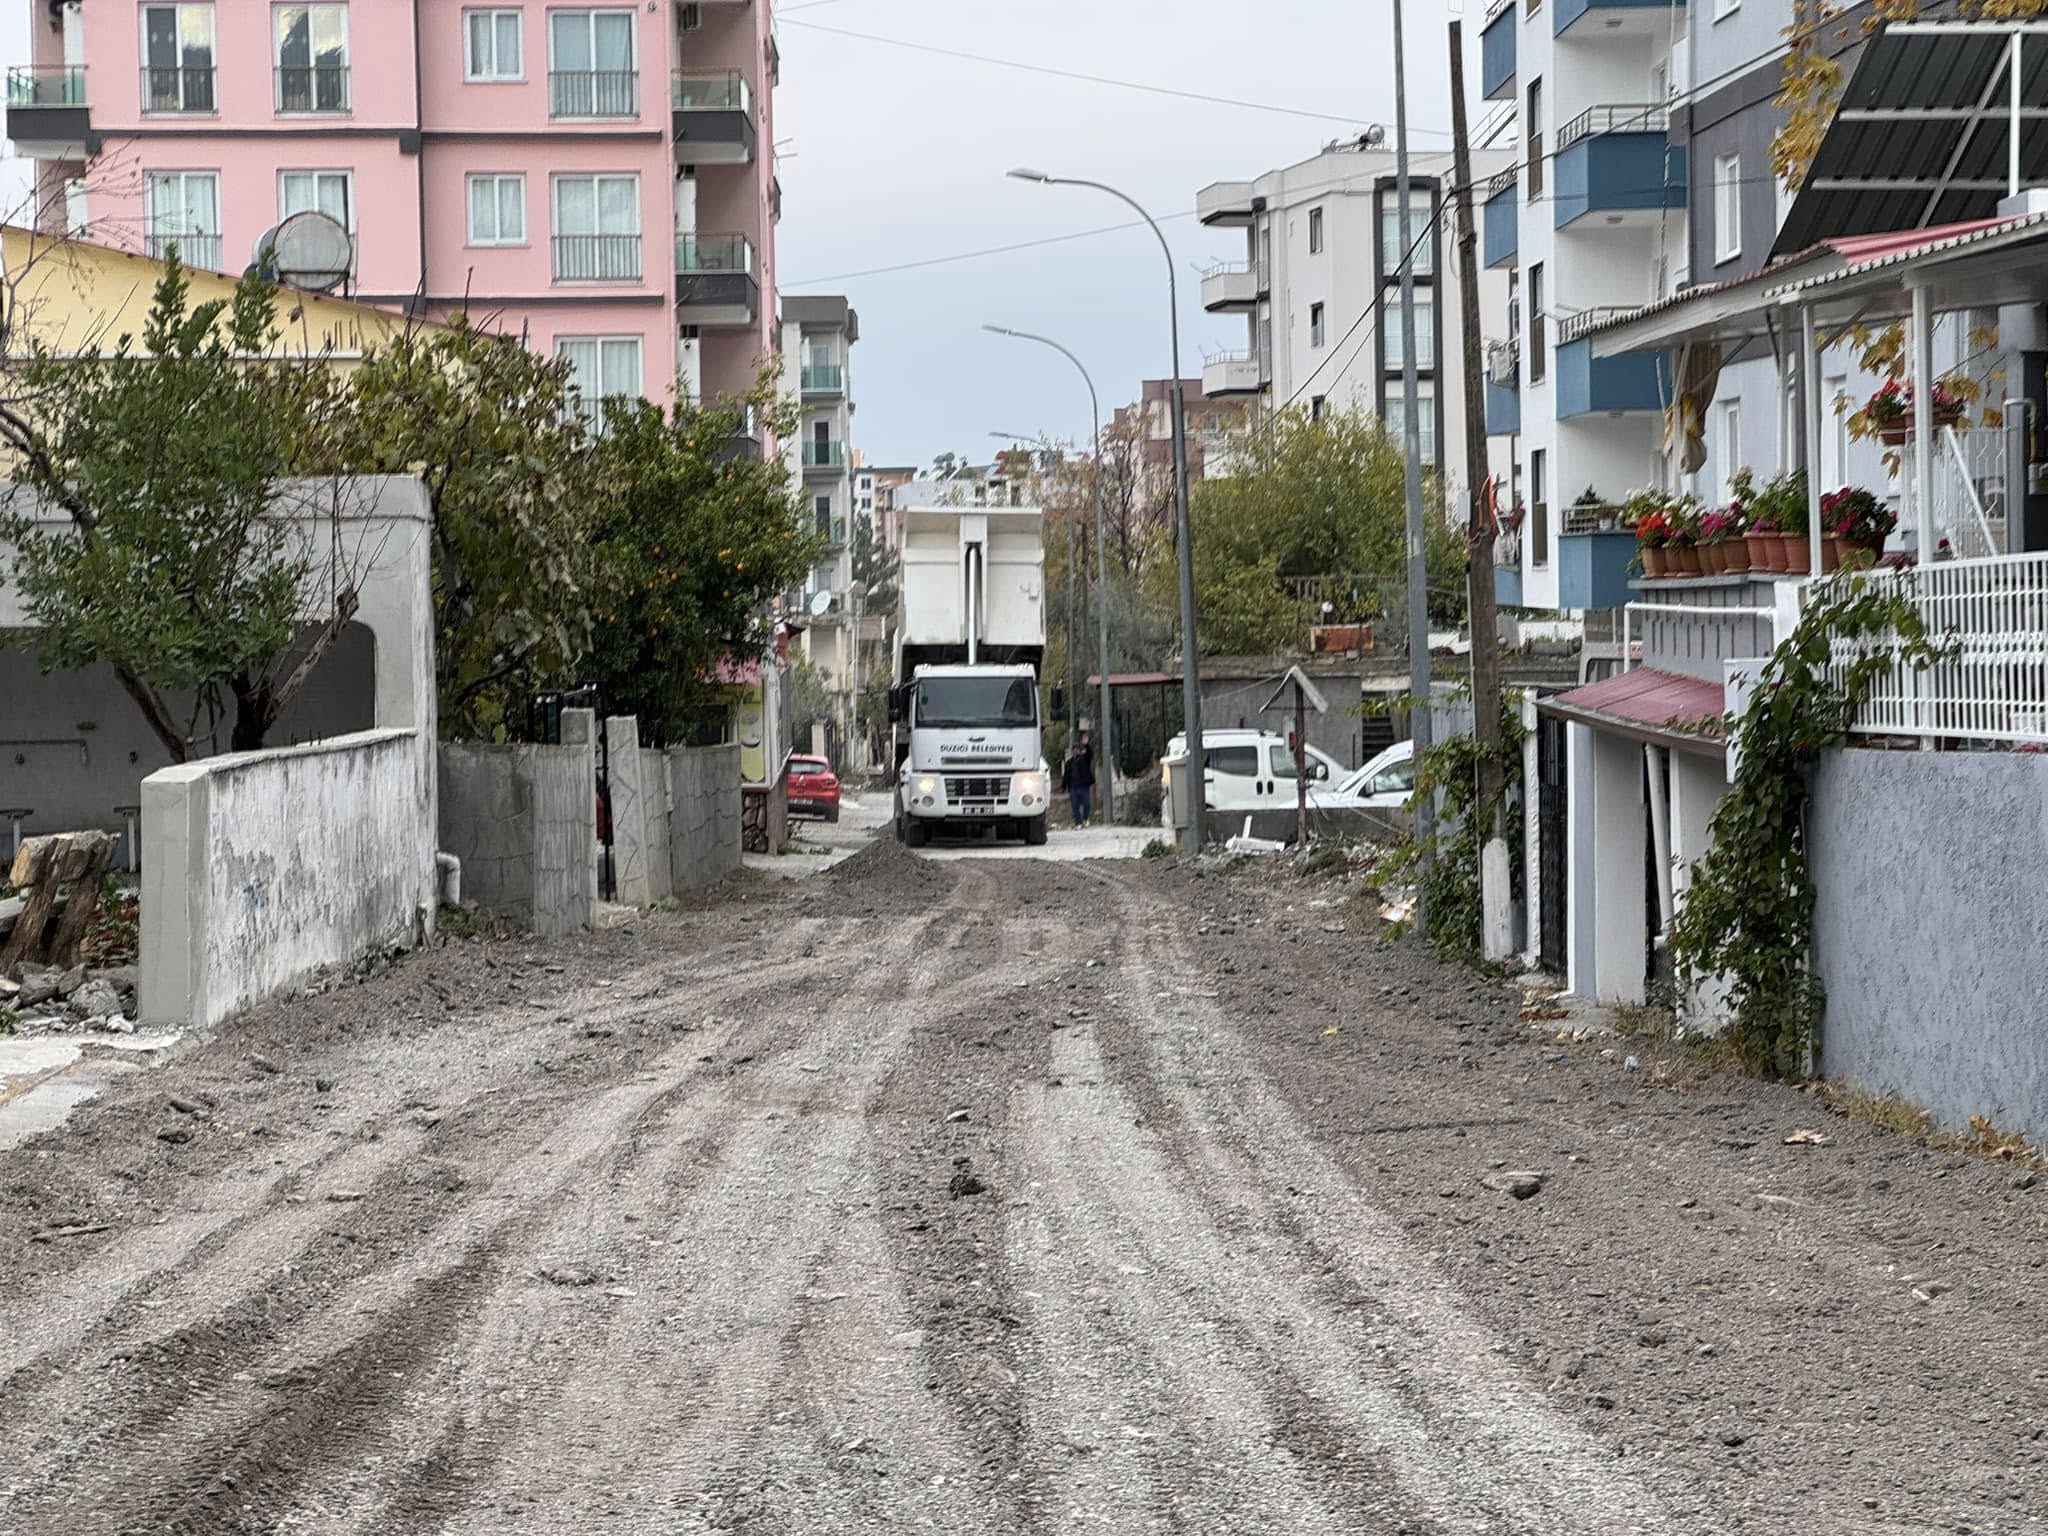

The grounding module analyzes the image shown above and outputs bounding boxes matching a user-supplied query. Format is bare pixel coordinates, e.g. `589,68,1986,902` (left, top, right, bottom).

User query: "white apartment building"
1194,138,1516,498
779,294,859,751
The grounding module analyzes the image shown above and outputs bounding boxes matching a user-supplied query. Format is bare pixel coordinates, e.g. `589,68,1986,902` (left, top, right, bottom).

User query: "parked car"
1163,729,1348,817
1310,738,1416,812
784,755,841,822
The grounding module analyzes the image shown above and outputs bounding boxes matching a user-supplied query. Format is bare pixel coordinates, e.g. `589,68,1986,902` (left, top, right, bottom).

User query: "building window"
1527,79,1544,198
557,335,642,432
274,4,350,113
1527,263,1546,382
1381,200,1435,276
465,9,523,81
1386,395,1438,466
141,4,216,113
144,170,221,269
1530,447,1548,568
1311,395,1327,420
278,169,354,271
1715,153,1742,264
1308,206,1324,254
1823,374,1848,489
549,9,637,117
466,172,526,245
814,494,833,535
1386,297,1435,370
551,173,640,281
1715,399,1741,502
1310,302,1326,349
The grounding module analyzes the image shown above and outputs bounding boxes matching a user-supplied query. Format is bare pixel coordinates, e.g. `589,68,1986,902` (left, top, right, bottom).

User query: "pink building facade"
8,0,779,421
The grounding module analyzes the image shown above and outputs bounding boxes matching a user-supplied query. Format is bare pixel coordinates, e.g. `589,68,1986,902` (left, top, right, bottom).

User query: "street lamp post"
984,328,1115,825
1007,169,1203,850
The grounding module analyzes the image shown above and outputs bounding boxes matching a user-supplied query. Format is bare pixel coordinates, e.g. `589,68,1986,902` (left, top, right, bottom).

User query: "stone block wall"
438,734,596,940
669,743,743,891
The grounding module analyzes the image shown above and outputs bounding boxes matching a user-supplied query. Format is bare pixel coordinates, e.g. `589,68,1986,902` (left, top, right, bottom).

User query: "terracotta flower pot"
1878,408,1963,447
1819,535,1843,574
1721,537,1751,574
1747,531,1782,572
1849,535,1887,566
1782,534,1813,575
1670,544,1700,576
1641,544,1667,578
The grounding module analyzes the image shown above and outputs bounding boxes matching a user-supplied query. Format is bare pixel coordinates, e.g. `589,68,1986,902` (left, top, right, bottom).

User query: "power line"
784,209,1203,285
780,17,1452,135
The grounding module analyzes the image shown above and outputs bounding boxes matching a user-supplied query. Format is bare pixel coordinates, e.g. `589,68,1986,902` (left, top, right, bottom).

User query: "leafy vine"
1669,578,1943,1077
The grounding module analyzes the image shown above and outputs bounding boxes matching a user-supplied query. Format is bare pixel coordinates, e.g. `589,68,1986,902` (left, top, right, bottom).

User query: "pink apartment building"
6,0,780,429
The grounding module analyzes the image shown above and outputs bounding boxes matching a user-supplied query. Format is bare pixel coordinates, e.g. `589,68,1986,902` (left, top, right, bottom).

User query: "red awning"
1538,668,1728,756
1085,673,1174,687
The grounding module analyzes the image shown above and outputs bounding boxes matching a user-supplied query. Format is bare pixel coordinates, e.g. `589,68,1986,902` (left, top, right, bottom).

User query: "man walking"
1061,730,1097,829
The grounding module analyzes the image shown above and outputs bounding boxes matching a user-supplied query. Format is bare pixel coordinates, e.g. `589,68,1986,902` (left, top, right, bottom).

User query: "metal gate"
1536,713,1568,974
531,684,614,902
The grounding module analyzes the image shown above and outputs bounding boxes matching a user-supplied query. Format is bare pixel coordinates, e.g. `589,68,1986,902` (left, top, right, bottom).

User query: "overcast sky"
0,0,1463,465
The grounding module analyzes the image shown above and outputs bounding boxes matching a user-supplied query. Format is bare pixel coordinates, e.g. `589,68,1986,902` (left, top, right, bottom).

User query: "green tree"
0,257,350,758
581,377,820,744
323,315,601,739
851,507,896,618
1176,406,1466,656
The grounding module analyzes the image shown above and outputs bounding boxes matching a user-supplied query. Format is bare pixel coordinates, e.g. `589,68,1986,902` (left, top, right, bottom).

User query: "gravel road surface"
3,841,2043,1534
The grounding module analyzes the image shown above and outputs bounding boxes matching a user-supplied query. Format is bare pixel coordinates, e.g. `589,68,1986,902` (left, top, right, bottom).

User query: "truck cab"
896,664,1051,846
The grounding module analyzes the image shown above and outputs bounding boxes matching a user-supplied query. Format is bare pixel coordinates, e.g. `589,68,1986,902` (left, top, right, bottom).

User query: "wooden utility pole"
1450,19,1513,958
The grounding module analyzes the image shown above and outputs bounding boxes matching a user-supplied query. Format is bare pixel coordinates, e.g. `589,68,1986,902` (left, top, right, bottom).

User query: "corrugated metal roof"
1539,667,1727,750
1768,209,2048,298
1772,23,2048,258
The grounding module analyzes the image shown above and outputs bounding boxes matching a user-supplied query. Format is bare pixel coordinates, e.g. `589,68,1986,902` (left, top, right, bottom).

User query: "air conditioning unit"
678,3,702,32
1486,343,1518,387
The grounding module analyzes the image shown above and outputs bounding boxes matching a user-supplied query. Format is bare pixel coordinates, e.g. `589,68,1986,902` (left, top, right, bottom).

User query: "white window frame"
464,8,524,82
1310,301,1326,349
1714,152,1742,264
139,3,217,113
1716,399,1742,502
1386,296,1436,370
1387,394,1438,467
548,9,638,77
556,334,644,431
466,172,527,246
278,167,352,226
1822,375,1848,489
143,169,222,264
1381,202,1435,277
1308,206,1324,254
550,172,639,235
272,2,351,113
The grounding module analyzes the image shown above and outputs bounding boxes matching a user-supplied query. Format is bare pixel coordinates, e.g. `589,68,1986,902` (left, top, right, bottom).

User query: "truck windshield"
914,676,1038,729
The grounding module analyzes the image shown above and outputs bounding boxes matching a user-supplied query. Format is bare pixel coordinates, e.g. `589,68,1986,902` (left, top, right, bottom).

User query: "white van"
1163,729,1348,818
1311,738,1416,812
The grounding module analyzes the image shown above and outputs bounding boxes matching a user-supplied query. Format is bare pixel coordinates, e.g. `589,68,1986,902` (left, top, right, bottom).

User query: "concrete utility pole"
1450,20,1513,960
1392,0,1434,879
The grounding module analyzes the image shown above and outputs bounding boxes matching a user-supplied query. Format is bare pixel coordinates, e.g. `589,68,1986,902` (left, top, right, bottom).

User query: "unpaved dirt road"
4,840,2045,1535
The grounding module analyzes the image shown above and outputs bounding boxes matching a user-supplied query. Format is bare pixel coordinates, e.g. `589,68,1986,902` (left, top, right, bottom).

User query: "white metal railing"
1555,306,1640,346
1563,500,1626,535
1810,552,2048,742
1487,167,1518,200
1556,103,1670,153
1941,424,2005,560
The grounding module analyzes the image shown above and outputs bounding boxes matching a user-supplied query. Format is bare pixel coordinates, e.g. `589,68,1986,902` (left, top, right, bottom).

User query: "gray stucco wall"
667,743,742,892
1810,749,2048,1136
438,740,596,938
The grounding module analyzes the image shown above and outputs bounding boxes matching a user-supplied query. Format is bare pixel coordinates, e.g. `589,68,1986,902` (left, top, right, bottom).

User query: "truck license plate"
962,805,995,816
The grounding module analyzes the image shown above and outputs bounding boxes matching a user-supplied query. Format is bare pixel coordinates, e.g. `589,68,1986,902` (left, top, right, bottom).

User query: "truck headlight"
915,776,937,797
1013,772,1043,799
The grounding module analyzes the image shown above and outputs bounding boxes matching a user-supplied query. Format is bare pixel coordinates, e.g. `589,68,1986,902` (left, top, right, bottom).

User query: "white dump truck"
888,505,1052,847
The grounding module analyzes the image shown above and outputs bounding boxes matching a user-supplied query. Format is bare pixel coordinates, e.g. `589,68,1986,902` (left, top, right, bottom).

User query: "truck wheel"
1024,816,1049,847
907,819,931,849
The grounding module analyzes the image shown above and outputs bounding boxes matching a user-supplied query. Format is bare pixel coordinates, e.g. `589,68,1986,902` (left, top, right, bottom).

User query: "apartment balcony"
1552,104,1686,229
140,65,217,114
1555,310,1667,417
1557,501,1637,611
1201,350,1264,398
552,232,643,283
6,67,89,157
1483,169,1518,269
1197,180,1260,227
1481,0,1516,100
675,233,760,326
671,70,755,165
550,68,638,119
815,514,849,548
716,433,763,464
803,441,846,477
275,65,350,114
1486,369,1521,437
1554,0,1686,37
144,232,225,272
801,363,845,396
1200,259,1265,313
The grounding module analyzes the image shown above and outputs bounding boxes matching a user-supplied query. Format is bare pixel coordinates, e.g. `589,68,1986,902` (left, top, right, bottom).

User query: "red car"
784,755,842,822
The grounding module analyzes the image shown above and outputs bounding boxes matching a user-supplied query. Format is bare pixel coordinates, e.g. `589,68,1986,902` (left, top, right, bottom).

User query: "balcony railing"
817,515,849,545
802,363,845,393
1813,552,2048,743
1563,500,1627,535
550,69,638,118
7,65,86,106
141,65,216,113
671,69,750,113
552,232,643,282
1555,306,1638,346
676,233,754,273
275,65,350,113
1556,103,1669,154
145,232,224,271
804,441,846,469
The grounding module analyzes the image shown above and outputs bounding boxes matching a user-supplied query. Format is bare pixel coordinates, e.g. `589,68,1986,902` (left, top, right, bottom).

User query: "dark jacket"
1061,745,1096,791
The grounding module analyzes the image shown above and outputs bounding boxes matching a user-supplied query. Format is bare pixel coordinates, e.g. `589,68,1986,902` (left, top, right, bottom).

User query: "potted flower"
1720,503,1751,573
1631,506,1672,577
1667,502,1702,576
1820,485,1895,570
1738,469,1808,575
1697,509,1739,574
1854,376,1969,446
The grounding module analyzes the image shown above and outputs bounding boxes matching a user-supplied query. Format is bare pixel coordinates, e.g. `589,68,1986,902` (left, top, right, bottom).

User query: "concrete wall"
1810,750,2048,1137
642,748,675,904
141,728,436,1029
437,740,598,940
668,744,743,892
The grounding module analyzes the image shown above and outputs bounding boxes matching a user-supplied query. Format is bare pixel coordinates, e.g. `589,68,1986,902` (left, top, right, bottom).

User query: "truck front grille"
945,775,1008,803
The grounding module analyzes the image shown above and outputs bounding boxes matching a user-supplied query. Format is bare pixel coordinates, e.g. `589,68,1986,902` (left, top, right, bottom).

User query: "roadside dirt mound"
822,834,948,910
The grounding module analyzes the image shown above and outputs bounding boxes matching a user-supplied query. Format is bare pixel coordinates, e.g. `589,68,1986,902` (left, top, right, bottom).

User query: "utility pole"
1451,19,1513,961
1393,0,1433,877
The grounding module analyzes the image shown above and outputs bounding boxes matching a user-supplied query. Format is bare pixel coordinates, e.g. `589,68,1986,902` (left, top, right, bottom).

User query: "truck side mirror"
1049,685,1066,719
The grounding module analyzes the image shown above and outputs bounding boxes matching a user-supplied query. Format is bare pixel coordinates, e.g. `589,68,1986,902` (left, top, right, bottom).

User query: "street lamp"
1006,169,1202,850
983,326,1116,825
990,427,1081,749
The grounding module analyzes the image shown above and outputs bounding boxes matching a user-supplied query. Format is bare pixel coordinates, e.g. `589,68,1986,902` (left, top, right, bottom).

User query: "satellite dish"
808,590,835,618
249,210,353,294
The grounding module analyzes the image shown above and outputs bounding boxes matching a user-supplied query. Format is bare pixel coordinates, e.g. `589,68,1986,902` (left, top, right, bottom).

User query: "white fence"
1815,552,2048,743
